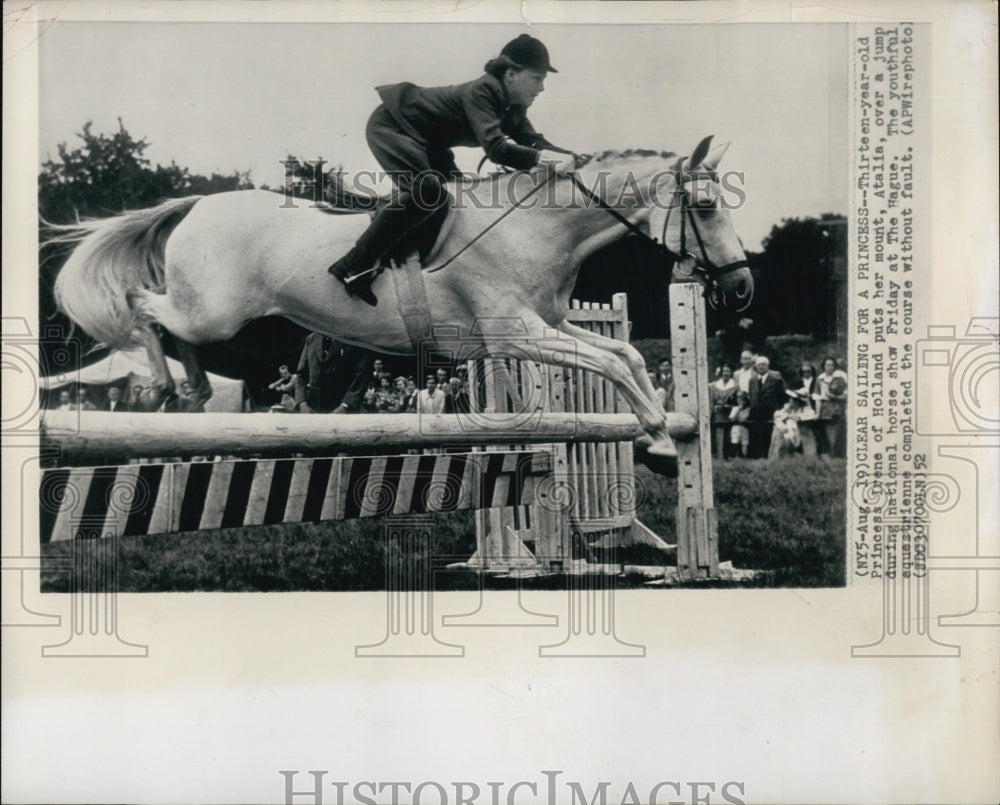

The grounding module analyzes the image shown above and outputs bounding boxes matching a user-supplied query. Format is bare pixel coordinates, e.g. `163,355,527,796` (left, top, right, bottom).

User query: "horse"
51,135,753,469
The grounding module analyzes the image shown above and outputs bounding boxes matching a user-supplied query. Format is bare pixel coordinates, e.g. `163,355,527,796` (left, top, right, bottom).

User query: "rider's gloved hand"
537,150,576,175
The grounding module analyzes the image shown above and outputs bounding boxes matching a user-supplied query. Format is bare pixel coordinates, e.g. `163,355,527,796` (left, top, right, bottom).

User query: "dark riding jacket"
375,74,560,171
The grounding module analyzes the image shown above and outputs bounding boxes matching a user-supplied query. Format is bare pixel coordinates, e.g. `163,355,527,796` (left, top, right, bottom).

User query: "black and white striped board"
40,450,553,542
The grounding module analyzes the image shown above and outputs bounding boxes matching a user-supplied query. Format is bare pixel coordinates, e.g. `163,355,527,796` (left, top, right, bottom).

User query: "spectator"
391,376,409,412
268,365,298,411
729,351,756,456
76,387,97,411
733,350,755,395
709,364,737,459
747,356,786,459
797,363,818,411
648,370,667,410
444,376,471,414
334,346,376,413
401,377,420,413
361,384,379,413
728,390,751,458
374,374,399,412
54,389,74,411
815,356,848,457
105,386,128,413
417,374,446,414
435,367,450,388
769,388,818,459
657,360,675,412
296,333,338,412
710,364,737,416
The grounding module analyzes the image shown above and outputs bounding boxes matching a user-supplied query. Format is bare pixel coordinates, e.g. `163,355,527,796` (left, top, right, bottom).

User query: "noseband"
568,170,749,289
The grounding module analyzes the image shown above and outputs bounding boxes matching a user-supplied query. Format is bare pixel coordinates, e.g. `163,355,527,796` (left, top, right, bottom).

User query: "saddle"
318,186,453,273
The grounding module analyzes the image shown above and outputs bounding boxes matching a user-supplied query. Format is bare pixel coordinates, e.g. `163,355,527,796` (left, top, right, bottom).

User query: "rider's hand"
537,150,576,175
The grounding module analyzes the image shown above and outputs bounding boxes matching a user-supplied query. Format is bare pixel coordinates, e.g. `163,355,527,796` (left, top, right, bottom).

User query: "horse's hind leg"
133,324,177,411
172,337,213,408
130,286,221,345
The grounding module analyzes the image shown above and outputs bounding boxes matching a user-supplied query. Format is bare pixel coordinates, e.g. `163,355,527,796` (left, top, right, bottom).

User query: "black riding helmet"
499,34,557,73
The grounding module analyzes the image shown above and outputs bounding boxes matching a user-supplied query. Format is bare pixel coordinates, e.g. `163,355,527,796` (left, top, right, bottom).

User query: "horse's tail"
50,196,202,350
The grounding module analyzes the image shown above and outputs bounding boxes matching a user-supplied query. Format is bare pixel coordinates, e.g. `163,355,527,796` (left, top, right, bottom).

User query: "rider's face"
504,68,546,107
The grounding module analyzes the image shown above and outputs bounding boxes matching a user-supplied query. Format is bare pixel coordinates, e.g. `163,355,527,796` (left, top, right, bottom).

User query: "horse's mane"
573,149,678,169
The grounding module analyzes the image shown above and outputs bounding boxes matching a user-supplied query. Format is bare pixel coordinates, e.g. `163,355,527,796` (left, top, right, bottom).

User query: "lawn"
40,455,845,592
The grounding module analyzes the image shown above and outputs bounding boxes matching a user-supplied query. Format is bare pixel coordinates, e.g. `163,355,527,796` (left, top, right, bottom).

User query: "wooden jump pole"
41,410,698,462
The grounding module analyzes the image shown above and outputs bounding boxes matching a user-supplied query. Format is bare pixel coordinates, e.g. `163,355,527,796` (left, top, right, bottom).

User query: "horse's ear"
689,135,714,169
702,141,731,171
670,155,687,177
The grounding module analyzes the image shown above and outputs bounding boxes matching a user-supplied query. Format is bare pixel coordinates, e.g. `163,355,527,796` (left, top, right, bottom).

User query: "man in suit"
295,333,339,412
444,376,470,414
106,386,128,412
747,356,786,459
76,387,97,411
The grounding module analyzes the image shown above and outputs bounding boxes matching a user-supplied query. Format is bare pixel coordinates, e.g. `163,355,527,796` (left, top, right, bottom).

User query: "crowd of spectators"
50,382,206,413
261,335,474,417
704,349,848,460
271,334,849,462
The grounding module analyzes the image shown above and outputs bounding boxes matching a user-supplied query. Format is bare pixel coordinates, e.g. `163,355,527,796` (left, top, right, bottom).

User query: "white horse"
52,136,752,466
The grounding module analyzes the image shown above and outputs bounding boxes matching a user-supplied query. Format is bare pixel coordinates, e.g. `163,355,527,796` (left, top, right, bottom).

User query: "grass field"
40,455,845,592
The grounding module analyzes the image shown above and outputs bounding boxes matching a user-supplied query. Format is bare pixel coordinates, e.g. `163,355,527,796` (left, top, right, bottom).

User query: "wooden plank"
563,308,627,322
42,412,690,461
670,283,719,578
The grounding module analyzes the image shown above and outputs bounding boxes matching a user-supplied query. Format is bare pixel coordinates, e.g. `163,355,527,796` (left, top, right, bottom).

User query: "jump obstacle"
38,285,719,581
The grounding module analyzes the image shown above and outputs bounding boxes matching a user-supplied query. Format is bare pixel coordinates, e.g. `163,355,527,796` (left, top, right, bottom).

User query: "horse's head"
647,136,754,310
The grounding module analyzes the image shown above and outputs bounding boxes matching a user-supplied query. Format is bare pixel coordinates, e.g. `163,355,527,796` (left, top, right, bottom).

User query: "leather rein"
567,170,749,287
428,167,749,292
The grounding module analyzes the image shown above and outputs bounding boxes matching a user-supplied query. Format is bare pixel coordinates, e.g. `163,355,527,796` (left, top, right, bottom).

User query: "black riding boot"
329,184,445,307
328,230,385,308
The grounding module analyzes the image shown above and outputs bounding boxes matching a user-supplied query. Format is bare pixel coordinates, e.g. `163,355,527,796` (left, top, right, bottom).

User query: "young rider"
328,34,576,306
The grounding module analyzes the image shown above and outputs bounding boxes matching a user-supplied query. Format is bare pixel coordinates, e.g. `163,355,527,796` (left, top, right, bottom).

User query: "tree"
756,214,845,337
38,120,255,356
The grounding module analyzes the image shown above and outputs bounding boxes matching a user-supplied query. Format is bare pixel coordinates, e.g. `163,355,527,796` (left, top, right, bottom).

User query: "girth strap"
391,253,433,352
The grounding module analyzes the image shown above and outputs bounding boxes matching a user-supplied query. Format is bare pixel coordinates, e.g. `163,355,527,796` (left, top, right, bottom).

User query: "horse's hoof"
634,439,678,477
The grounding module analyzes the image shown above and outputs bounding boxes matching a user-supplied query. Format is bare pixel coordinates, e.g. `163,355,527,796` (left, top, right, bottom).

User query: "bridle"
568,169,749,298
427,164,750,309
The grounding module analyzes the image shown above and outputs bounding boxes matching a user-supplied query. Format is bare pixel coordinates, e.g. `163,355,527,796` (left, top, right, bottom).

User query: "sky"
39,21,847,250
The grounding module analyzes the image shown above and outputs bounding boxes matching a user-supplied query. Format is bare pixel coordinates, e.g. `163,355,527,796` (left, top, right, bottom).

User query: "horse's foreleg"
557,321,659,404
528,330,675,459
174,338,213,407
134,324,177,411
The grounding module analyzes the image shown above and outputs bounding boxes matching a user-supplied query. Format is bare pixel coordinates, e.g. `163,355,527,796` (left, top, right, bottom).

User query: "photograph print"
34,20,849,593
